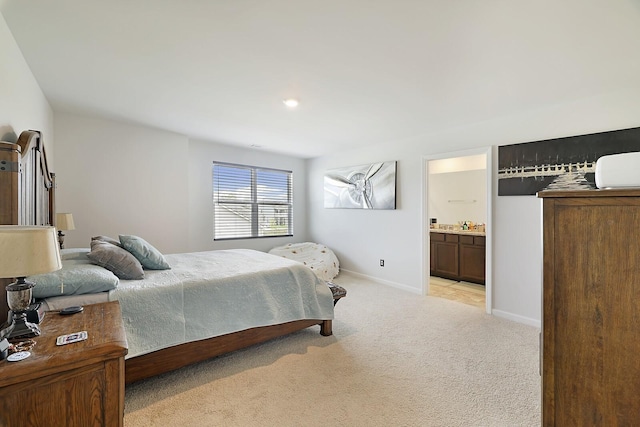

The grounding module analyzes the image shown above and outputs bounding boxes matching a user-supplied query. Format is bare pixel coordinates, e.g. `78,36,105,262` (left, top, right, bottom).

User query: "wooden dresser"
539,189,640,425
0,301,128,426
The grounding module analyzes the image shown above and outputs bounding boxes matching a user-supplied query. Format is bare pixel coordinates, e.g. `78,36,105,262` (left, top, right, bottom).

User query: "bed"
0,130,336,384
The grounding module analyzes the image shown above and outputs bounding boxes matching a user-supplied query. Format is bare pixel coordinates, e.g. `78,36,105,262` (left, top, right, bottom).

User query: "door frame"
422,146,493,314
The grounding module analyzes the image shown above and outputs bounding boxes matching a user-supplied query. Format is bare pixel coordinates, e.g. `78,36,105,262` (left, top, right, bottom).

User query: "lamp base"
6,278,39,339
58,230,66,249
7,315,40,339
0,338,9,360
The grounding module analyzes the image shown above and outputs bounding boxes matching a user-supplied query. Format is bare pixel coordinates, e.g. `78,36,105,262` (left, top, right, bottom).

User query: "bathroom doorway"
423,147,493,313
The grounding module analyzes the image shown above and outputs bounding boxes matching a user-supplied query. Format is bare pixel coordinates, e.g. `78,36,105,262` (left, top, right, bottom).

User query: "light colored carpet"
124,272,541,426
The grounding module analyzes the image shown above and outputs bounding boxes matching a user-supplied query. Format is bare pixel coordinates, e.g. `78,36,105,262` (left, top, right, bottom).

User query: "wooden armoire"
539,189,640,425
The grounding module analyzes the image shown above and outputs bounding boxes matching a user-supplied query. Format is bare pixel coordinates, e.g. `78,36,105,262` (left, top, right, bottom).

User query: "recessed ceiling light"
283,98,299,108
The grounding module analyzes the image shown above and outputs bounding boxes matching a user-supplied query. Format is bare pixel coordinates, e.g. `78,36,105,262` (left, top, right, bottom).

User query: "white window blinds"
213,162,293,240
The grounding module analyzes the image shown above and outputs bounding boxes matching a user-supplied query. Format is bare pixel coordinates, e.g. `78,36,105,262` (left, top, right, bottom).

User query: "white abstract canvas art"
324,161,396,209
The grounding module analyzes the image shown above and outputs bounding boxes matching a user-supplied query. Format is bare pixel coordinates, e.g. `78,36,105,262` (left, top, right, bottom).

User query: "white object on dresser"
595,151,640,189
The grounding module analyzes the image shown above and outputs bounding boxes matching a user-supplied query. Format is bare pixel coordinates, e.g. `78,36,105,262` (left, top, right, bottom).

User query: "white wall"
308,151,422,294
54,113,190,253
54,112,309,254
428,169,487,226
0,12,54,162
187,139,308,253
308,87,640,326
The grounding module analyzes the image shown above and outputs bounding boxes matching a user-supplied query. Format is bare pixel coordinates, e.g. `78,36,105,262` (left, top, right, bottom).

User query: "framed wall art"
324,161,397,209
498,126,640,196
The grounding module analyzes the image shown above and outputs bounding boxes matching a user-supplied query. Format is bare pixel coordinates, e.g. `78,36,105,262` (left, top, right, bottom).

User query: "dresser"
539,189,640,425
0,301,128,426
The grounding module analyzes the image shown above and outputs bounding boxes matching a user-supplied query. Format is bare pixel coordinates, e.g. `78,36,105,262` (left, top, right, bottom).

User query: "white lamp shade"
56,213,75,231
0,226,62,278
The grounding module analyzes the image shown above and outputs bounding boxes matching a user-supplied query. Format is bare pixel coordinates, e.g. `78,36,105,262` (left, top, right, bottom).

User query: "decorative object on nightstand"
0,226,62,339
55,212,75,249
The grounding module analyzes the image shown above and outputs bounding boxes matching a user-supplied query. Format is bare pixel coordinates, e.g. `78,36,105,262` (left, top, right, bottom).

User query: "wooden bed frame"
0,129,333,384
0,130,55,322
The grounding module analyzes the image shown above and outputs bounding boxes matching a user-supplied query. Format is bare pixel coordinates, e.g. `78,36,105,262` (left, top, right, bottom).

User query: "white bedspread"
268,242,340,281
107,249,334,358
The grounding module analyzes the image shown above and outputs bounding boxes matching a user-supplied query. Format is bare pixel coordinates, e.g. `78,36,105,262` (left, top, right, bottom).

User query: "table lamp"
55,213,75,249
0,226,62,339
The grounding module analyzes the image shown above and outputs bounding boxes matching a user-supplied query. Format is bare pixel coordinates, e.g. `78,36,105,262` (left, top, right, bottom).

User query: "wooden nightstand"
0,301,128,426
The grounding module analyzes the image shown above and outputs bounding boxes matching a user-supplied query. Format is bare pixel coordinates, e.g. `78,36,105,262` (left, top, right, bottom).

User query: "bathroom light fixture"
283,98,299,108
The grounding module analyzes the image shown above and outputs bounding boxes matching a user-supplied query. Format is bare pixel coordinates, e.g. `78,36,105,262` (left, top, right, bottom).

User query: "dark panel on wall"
498,127,640,195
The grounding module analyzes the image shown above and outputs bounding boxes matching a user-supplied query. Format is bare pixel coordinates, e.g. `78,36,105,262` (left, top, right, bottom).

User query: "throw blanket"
268,242,340,281
109,249,334,358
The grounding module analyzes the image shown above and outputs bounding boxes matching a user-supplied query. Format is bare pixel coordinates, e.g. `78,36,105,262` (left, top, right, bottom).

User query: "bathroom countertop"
429,228,486,237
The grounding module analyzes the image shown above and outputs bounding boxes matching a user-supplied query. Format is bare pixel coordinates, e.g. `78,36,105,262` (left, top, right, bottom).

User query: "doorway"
422,147,493,314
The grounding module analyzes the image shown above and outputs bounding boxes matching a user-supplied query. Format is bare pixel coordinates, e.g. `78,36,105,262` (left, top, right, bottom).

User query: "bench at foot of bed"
327,282,347,306
318,283,346,336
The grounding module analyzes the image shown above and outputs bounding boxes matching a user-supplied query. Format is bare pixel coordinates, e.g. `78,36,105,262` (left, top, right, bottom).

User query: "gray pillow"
28,259,119,299
119,235,171,270
91,235,122,247
87,239,145,280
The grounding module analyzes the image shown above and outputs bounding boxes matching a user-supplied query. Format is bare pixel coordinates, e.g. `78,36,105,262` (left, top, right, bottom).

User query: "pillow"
28,260,119,299
92,235,122,247
87,239,145,280
119,235,171,270
60,248,90,261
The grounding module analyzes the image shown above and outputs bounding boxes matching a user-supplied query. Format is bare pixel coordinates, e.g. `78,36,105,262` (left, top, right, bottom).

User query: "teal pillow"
60,248,90,261
87,240,145,280
28,259,119,299
119,235,171,270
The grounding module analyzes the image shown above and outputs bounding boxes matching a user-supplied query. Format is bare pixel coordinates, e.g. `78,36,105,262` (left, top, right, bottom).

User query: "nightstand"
0,301,128,426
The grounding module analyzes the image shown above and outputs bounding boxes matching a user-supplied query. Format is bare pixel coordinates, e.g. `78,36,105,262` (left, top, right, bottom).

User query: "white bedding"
269,242,340,281
44,249,334,358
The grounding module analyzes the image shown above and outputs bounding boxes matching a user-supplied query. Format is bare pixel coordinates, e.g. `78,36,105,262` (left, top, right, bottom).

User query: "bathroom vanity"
430,230,485,285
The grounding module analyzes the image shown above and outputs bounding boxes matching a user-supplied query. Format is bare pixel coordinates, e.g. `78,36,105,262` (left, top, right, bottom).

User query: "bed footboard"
125,281,344,383
125,318,331,384
320,319,332,336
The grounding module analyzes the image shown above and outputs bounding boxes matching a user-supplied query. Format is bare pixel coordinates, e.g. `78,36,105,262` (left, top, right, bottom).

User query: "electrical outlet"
380,259,384,267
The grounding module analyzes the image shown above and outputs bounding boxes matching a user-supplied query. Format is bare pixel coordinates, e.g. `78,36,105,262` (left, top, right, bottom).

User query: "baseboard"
492,309,541,328
338,269,422,294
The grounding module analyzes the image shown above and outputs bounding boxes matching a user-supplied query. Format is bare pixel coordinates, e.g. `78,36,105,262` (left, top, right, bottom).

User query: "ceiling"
2,1,640,159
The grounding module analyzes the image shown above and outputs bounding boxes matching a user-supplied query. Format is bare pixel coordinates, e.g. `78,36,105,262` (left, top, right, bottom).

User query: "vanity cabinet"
430,232,485,284
459,235,486,284
430,232,459,279
539,189,640,425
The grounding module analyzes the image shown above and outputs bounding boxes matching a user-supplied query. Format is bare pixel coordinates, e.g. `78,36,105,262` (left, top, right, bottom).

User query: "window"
213,162,293,240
